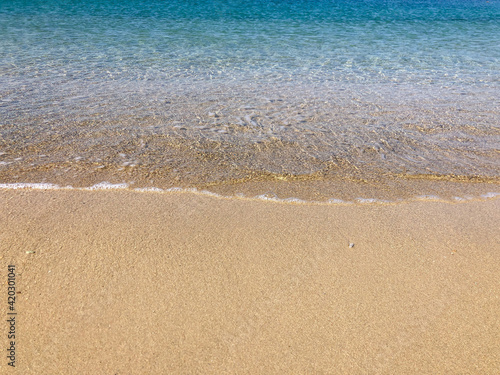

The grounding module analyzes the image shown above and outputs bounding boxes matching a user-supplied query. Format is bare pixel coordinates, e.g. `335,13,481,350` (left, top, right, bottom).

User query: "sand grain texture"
1,190,499,374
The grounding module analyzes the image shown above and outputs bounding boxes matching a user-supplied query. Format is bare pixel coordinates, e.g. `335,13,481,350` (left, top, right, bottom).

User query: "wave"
0,182,498,206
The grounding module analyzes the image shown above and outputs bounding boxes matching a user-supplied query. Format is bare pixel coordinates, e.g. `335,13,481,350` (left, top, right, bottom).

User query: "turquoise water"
1,0,499,200
2,0,500,83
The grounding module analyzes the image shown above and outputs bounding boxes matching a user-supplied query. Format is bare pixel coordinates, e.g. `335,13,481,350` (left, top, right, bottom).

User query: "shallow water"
1,0,499,201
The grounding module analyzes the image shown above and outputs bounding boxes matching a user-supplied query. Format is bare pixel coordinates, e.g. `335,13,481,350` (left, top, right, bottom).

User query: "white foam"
481,192,500,199
327,198,347,204
84,182,129,190
164,187,228,198
282,197,308,203
199,189,224,197
453,196,474,202
0,182,498,206
355,198,389,204
134,187,164,192
253,194,318,204
256,193,280,201
415,195,441,201
0,183,63,190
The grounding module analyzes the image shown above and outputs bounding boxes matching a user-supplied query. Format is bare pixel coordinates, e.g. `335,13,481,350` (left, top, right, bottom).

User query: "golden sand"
1,189,499,374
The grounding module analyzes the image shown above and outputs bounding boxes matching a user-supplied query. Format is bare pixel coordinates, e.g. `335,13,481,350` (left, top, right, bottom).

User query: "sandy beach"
1,189,499,374
2,1,500,373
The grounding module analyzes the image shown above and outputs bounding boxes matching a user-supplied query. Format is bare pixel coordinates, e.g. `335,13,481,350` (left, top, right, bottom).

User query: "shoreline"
1,180,499,205
1,189,499,373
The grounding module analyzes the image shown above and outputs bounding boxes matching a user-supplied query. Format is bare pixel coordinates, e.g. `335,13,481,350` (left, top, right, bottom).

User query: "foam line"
0,182,499,206
84,182,129,190
0,183,65,190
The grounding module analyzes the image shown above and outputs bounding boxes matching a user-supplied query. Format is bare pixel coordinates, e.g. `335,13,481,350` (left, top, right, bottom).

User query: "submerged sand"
1,189,499,374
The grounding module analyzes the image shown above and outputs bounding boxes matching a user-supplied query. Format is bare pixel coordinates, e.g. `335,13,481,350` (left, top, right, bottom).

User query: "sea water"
1,0,499,201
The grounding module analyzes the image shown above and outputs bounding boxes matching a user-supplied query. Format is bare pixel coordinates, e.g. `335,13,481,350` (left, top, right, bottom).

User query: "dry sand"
1,189,499,374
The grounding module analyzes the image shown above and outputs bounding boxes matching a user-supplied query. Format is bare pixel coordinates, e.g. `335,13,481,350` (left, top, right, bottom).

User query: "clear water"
1,0,499,200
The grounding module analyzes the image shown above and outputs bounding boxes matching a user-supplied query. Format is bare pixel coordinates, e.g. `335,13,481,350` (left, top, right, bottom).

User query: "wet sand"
1,189,499,374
